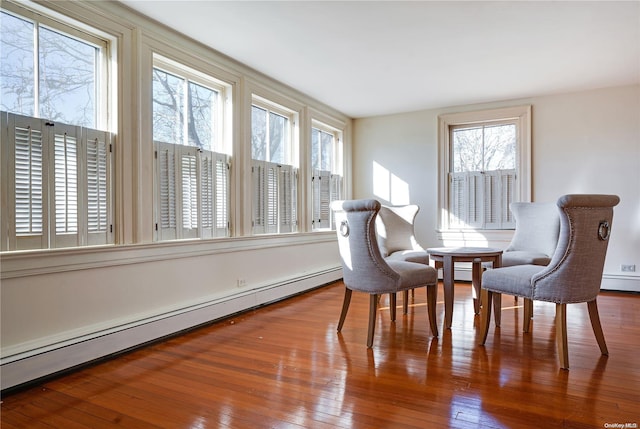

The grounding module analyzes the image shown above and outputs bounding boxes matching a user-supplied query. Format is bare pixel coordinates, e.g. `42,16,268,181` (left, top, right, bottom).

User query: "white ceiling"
120,1,640,118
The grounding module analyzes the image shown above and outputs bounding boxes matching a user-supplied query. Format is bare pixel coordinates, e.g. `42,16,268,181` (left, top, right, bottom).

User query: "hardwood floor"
2,281,639,428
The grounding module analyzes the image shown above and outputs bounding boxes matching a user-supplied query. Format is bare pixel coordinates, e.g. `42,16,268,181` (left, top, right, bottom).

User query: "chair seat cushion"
482,264,546,298
386,260,438,290
385,250,430,265
501,251,551,267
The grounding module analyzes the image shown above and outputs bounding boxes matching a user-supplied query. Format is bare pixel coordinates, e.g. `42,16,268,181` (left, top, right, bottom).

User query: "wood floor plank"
2,281,639,428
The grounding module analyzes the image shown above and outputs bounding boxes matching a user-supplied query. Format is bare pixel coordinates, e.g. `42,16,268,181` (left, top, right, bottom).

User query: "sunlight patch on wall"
372,161,410,205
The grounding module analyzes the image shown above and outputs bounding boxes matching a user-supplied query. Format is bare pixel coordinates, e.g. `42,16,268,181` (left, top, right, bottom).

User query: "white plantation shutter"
200,151,215,238
279,165,297,233
2,112,113,250
252,160,297,234
52,124,80,248
265,163,278,234
214,154,229,237
156,142,178,240
154,143,230,241
312,169,331,230
449,169,517,229
180,148,198,238
10,114,48,250
330,174,343,229
85,129,113,245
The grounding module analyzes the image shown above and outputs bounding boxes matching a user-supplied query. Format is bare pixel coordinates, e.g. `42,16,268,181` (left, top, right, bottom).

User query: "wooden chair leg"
479,289,493,345
556,303,569,370
523,298,533,333
493,293,502,327
367,294,378,348
389,293,397,321
402,290,409,314
587,299,608,356
337,288,352,332
426,284,438,337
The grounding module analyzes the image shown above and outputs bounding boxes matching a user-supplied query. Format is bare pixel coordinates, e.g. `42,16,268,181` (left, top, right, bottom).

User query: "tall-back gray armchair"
331,199,439,347
479,194,620,369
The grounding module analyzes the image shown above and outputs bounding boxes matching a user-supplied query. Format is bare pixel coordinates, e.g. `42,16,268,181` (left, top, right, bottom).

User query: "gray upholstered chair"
331,199,439,347
376,204,430,312
479,194,620,369
501,202,561,267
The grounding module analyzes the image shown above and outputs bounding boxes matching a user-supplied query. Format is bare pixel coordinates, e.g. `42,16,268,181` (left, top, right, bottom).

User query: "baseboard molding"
0,267,342,392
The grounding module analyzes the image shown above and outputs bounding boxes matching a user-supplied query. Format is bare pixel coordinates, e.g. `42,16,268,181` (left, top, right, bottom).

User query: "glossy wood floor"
2,281,639,429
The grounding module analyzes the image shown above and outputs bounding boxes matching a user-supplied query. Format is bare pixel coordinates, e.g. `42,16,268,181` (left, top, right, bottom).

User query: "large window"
1,5,113,251
311,123,343,230
438,106,531,232
250,98,298,234
152,56,230,241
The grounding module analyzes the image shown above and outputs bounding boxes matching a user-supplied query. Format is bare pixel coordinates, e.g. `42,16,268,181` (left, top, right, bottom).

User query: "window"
1,7,107,129
311,123,343,230
251,98,298,234
1,5,113,251
1,112,113,250
438,106,531,232
152,56,230,241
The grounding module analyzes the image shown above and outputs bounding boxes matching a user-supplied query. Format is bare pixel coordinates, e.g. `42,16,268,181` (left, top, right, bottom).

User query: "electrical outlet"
621,264,636,273
237,278,247,287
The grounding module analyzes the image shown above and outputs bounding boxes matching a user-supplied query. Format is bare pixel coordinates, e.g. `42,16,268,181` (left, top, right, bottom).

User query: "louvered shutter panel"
467,172,483,228
312,169,331,230
179,146,198,239
449,172,466,228
52,123,81,248
500,169,516,228
279,164,297,233
10,114,48,250
483,172,500,229
214,154,230,237
155,142,177,241
85,128,113,245
252,160,267,234
200,150,214,239
265,162,279,234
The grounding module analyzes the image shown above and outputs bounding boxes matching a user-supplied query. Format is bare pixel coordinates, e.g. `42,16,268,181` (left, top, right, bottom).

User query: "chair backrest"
331,199,399,293
376,204,424,257
532,194,620,303
506,202,560,257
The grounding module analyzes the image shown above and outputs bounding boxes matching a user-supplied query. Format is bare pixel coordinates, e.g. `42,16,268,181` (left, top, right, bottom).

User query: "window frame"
250,95,299,235
151,53,232,242
310,120,344,231
437,105,531,236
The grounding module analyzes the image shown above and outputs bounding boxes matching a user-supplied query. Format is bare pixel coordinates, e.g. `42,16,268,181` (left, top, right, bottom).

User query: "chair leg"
426,284,438,337
389,293,397,321
337,288,352,332
587,299,609,356
479,289,493,345
523,298,533,333
367,294,378,348
493,293,502,327
556,303,569,370
402,290,409,314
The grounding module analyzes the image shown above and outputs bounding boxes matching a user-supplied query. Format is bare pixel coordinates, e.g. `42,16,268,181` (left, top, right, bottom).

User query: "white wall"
353,84,640,292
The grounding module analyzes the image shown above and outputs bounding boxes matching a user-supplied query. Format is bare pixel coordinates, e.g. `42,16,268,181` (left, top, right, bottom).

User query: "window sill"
0,232,337,279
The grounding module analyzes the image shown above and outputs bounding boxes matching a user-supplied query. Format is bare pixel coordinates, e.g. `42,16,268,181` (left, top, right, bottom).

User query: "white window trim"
437,105,531,238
